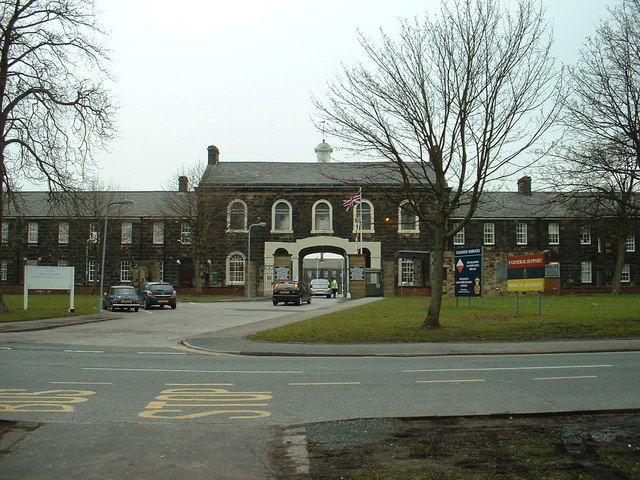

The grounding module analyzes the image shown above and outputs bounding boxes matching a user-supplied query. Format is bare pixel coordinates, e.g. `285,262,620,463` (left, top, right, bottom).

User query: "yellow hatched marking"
0,389,95,413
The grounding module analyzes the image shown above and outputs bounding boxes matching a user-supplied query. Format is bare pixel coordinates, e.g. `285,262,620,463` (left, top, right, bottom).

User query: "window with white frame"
548,223,559,245
1,222,8,243
272,200,292,232
180,222,192,244
120,260,132,282
453,226,465,246
398,201,419,233
581,261,592,284
226,252,245,285
516,223,527,245
580,227,591,245
398,258,415,286
153,222,164,244
227,200,247,231
483,223,495,245
89,222,98,243
88,260,96,283
27,222,38,244
58,222,69,244
353,201,374,233
622,264,630,283
312,200,333,233
598,237,602,253
0,260,7,281
121,222,132,244
626,234,636,252
160,262,164,282
58,259,69,267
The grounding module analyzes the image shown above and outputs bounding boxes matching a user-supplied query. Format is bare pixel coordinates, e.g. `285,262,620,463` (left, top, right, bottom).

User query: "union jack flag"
342,191,362,211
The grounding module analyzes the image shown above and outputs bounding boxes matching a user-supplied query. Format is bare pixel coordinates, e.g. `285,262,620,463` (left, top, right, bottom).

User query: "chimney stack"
517,176,532,196
178,176,189,192
207,145,220,165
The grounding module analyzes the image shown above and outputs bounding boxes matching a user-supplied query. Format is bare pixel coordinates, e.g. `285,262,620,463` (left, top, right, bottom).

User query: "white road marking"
137,352,187,355
289,382,361,386
0,346,12,350
403,364,613,373
50,381,113,385
63,350,104,354
83,367,303,374
416,379,485,384
534,375,599,381
165,383,234,386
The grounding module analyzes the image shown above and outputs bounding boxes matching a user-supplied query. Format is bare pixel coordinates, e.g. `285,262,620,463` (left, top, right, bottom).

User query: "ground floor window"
226,252,245,285
398,258,415,286
581,261,592,284
88,260,96,283
120,260,132,283
622,264,630,283
1,260,7,281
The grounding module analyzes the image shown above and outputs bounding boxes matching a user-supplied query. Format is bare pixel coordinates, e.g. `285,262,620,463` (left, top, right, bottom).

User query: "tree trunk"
423,223,446,329
611,235,626,294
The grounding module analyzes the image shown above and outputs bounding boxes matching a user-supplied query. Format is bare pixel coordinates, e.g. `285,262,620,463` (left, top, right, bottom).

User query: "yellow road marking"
165,383,234,386
49,382,113,385
0,389,95,413
289,382,361,386
534,375,598,381
416,379,485,384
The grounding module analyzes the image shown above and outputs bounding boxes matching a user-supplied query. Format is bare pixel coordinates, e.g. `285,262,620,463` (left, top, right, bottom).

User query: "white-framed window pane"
315,203,331,231
180,222,192,244
483,223,495,245
581,261,592,284
355,203,372,231
89,223,98,243
228,201,246,230
160,262,164,282
1,260,7,281
58,259,69,267
453,226,465,246
622,264,630,283
548,223,559,245
120,260,132,282
580,227,591,245
626,235,636,252
597,237,602,253
28,222,38,244
58,222,69,244
121,222,132,244
516,223,527,245
399,203,418,232
153,222,164,244
274,202,291,231
398,258,415,286
88,260,96,283
227,253,245,285
1,222,8,243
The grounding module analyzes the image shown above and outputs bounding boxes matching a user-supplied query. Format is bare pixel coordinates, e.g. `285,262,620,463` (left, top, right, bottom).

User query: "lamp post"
247,222,267,299
99,199,133,317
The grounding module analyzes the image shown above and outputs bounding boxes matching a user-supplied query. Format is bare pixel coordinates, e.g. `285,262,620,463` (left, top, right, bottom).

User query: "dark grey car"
103,285,140,312
141,282,177,310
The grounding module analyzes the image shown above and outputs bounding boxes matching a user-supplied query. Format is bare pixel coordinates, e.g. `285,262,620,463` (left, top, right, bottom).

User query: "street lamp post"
99,199,133,317
247,222,267,299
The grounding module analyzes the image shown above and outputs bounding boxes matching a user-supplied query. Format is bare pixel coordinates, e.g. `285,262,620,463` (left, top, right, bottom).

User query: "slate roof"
452,192,572,219
3,191,195,218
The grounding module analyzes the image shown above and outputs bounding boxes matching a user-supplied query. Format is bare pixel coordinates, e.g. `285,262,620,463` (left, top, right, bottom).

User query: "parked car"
310,278,332,298
103,285,140,312
141,282,177,310
272,280,311,306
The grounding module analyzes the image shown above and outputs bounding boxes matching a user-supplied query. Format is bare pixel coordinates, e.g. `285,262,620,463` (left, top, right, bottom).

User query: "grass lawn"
0,294,243,322
250,294,640,343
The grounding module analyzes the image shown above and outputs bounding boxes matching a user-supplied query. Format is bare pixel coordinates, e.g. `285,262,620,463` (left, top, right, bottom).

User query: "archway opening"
299,245,347,298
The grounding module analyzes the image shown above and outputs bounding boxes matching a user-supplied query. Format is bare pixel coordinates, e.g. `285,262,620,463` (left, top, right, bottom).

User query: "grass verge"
251,294,640,343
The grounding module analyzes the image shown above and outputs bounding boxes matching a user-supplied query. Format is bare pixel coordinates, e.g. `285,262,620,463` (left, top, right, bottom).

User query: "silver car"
310,278,332,298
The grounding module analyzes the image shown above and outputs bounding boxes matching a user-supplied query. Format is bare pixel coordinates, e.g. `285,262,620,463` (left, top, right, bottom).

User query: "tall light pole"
247,222,266,299
99,199,133,317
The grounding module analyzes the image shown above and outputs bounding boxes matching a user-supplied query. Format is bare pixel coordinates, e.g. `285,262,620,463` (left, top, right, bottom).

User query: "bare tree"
0,0,115,311
315,0,562,327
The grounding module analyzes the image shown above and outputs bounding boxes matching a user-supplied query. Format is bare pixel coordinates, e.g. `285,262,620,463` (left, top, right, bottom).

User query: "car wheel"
171,304,176,310
134,307,139,312
272,299,278,306
295,297,302,306
326,294,331,298
144,301,151,310
110,305,116,312
307,297,312,304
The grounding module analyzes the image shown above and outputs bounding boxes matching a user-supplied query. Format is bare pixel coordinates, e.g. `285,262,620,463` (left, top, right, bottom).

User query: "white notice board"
24,266,75,311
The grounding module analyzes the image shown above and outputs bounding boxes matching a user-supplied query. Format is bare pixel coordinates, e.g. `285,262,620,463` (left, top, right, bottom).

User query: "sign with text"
24,266,75,311
507,254,545,292
454,247,483,297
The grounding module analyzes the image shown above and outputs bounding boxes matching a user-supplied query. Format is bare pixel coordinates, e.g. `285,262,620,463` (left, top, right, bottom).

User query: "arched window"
353,200,374,233
226,252,245,285
227,200,247,231
312,200,333,233
271,199,292,233
398,200,419,233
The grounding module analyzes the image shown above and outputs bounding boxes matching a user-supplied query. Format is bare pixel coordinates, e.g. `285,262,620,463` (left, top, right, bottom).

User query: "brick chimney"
207,145,220,165
178,176,189,192
517,176,532,196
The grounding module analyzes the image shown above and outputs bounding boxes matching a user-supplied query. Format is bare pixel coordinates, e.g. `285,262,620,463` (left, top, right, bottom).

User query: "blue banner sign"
454,247,483,297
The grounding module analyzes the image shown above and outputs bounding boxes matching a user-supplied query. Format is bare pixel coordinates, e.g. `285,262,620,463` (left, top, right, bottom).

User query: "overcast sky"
83,0,618,192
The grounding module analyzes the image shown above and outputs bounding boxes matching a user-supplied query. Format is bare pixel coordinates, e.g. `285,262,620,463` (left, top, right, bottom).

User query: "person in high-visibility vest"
331,278,338,298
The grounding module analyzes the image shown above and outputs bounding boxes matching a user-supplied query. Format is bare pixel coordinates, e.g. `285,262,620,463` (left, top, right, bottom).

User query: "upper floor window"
226,252,245,285
580,227,591,245
27,222,38,244
121,222,132,244
58,259,69,267
89,222,98,244
453,226,465,246
180,222,192,245
581,261,592,284
597,237,602,253
626,234,636,252
227,200,247,231
516,223,527,245
548,223,559,245
272,200,292,233
353,200,374,233
483,223,495,245
312,200,333,233
622,264,631,283
1,222,8,243
153,222,164,245
58,222,69,244
398,201,419,233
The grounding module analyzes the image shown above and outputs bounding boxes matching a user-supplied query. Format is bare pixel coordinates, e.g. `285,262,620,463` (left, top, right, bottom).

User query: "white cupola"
314,140,333,163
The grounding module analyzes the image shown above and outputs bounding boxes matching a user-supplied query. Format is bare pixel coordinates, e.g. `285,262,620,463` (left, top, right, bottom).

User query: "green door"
365,269,383,297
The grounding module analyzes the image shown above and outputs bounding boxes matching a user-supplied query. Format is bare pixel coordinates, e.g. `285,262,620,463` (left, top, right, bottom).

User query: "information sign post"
454,248,483,307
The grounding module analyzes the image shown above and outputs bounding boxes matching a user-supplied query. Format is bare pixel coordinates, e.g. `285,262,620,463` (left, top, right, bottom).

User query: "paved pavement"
4,297,640,357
